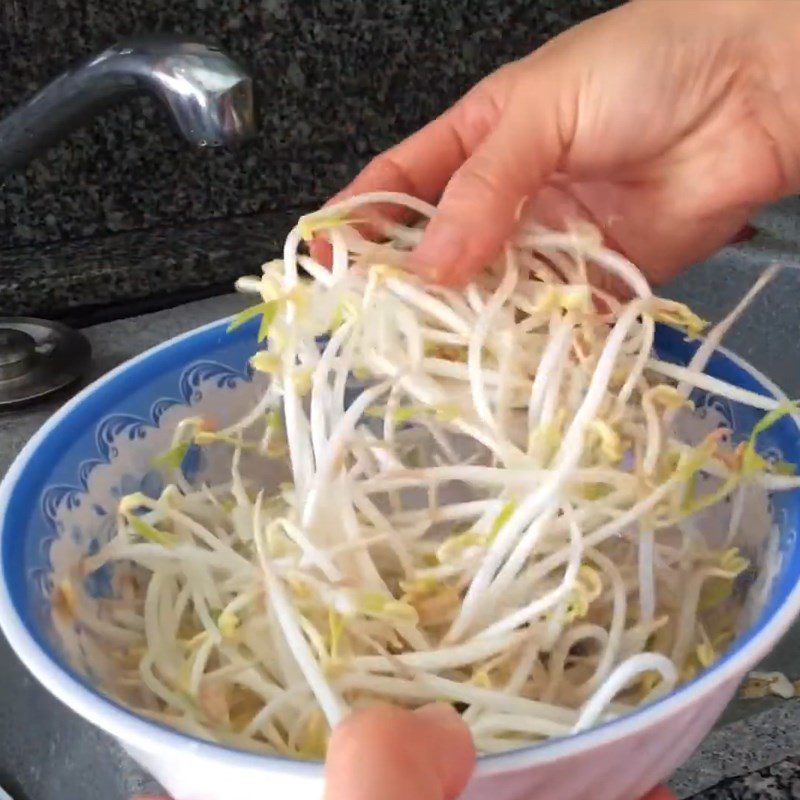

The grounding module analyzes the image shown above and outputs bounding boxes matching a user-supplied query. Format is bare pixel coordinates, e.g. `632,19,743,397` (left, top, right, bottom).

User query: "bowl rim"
1,316,799,779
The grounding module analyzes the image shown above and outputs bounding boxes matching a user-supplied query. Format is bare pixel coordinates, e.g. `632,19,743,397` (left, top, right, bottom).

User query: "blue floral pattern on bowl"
18,329,264,666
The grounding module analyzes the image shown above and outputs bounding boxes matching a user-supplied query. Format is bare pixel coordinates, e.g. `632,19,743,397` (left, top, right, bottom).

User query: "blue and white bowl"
1,319,799,800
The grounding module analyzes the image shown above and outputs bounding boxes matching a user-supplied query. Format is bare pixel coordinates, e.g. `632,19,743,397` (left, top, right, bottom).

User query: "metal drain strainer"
0,318,91,409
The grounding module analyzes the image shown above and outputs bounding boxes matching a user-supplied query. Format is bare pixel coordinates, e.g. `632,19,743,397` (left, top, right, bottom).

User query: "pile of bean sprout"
62,192,799,758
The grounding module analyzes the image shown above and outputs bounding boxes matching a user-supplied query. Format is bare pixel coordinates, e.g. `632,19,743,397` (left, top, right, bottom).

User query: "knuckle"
452,90,504,151
451,154,510,203
362,153,416,194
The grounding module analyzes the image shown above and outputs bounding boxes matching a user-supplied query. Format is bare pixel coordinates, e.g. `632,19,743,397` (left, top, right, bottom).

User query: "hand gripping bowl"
1,318,799,800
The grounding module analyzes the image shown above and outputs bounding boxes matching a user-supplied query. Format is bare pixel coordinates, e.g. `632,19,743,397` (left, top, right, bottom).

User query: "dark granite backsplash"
0,0,620,318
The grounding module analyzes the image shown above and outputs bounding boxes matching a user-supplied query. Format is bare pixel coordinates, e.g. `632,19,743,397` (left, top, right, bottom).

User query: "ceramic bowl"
1,319,799,800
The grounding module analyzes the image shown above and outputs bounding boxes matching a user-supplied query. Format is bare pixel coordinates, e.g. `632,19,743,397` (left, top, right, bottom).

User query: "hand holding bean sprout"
326,0,800,287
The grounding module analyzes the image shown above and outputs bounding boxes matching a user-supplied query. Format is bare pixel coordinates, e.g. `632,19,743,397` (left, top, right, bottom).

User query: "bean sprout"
64,193,798,759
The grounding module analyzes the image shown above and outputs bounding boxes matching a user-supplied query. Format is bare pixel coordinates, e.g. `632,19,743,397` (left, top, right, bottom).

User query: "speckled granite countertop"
692,759,800,800
0,0,621,318
1,0,620,249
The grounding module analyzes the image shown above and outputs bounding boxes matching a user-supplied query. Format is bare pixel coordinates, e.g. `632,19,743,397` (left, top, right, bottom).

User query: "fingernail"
410,219,465,282
413,702,466,733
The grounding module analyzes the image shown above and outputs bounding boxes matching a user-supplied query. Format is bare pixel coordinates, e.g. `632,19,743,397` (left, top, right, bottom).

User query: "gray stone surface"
688,757,800,800
676,702,800,798
0,0,621,316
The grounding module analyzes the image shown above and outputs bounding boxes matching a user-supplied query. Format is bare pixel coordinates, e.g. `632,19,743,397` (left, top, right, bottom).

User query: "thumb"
324,703,475,800
409,68,569,285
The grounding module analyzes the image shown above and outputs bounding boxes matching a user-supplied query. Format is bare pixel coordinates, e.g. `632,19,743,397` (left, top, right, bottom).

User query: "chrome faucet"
0,35,256,407
0,34,256,177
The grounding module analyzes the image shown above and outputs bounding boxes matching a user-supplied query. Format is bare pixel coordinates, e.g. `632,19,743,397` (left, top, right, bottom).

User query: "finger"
324,703,475,800
342,88,502,204
341,61,525,209
410,61,571,284
310,68,517,267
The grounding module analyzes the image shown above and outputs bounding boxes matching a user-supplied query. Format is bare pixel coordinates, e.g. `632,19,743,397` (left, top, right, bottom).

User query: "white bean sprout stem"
66,192,799,760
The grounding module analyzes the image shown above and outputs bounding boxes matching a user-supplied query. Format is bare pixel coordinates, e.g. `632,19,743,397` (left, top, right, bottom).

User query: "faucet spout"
0,34,256,178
